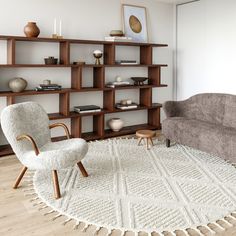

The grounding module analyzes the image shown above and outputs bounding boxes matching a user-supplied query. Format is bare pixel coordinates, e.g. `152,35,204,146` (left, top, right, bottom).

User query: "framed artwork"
122,4,148,43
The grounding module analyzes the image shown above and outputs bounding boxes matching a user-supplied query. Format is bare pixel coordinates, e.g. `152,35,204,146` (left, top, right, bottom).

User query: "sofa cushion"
162,117,236,161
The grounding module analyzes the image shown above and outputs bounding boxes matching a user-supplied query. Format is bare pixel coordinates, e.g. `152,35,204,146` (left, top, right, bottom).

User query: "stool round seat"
136,130,155,138
136,130,156,150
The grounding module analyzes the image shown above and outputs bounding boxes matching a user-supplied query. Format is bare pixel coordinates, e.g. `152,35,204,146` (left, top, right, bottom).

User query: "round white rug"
33,139,236,234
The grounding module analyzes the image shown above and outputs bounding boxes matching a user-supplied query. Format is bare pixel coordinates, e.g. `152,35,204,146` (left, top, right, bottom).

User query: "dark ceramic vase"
24,22,40,38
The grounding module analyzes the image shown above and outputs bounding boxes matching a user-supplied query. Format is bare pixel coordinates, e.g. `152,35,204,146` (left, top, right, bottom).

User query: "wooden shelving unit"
0,35,168,156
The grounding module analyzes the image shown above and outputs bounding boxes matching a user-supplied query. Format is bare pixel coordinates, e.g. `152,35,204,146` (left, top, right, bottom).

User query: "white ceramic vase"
8,77,27,93
108,118,124,132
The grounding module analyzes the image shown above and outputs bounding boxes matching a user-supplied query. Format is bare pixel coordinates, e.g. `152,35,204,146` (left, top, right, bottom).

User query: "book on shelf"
115,60,138,65
106,81,130,88
74,105,101,113
104,36,132,42
35,83,62,91
116,103,138,110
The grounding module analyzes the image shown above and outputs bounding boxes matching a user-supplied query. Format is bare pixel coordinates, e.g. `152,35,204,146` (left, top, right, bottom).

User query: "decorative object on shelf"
122,4,148,42
115,60,138,65
109,30,124,37
35,83,61,91
52,18,63,39
120,99,132,105
43,79,51,85
24,22,40,38
8,77,27,93
74,105,101,114
131,77,148,85
116,102,138,110
108,118,124,132
93,50,103,65
105,36,132,42
44,56,58,65
115,76,122,82
72,61,86,65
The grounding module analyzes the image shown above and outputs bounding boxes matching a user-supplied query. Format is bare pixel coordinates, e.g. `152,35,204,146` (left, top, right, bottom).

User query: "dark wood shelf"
48,104,162,120
0,64,71,68
0,64,168,68
0,88,74,97
0,35,168,47
104,123,160,138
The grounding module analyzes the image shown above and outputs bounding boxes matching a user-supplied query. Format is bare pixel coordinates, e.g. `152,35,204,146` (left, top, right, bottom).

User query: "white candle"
53,18,57,35
59,20,62,36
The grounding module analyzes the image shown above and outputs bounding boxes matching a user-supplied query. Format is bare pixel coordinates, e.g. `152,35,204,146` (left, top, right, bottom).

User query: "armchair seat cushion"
163,117,236,162
23,138,88,170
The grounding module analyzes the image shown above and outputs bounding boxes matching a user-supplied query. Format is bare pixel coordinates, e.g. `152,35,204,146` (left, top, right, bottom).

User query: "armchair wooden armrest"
16,134,40,156
49,123,70,139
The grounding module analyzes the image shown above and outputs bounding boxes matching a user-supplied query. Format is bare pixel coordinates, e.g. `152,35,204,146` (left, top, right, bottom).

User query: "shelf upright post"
7,39,16,65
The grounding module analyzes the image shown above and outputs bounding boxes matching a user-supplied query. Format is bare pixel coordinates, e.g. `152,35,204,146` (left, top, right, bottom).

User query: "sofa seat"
163,117,236,162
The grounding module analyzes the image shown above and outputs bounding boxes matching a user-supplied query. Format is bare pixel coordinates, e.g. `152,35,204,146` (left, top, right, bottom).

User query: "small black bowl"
131,77,148,86
44,57,58,65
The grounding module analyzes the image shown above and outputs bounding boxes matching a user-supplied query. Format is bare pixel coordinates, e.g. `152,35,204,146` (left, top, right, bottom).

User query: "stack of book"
74,105,101,113
106,81,130,88
104,36,132,42
35,84,61,91
116,103,138,110
115,60,138,65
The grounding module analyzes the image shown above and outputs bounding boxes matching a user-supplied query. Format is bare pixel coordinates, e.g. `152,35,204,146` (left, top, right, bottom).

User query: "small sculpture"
93,50,103,65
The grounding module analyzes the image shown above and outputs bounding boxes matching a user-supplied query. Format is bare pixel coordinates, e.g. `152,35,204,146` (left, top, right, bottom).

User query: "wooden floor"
1,144,236,236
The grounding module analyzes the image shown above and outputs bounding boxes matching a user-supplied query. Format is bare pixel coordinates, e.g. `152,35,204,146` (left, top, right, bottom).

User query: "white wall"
176,0,236,100
0,0,173,144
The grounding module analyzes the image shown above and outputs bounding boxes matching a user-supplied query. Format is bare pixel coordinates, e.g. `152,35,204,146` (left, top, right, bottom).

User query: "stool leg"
137,137,143,146
149,138,154,146
146,138,150,150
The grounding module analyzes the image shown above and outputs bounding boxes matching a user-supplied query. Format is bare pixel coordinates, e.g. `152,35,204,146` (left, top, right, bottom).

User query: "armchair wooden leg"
52,170,61,199
77,162,88,177
166,139,170,148
13,166,28,189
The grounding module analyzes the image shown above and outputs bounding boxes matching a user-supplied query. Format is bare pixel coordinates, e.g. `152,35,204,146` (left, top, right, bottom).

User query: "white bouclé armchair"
1,102,89,199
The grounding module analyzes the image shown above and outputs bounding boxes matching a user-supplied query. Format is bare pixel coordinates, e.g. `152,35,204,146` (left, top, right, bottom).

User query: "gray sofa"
162,93,236,162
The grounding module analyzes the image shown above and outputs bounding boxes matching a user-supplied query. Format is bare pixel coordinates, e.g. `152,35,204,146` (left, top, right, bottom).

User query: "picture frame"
122,4,148,43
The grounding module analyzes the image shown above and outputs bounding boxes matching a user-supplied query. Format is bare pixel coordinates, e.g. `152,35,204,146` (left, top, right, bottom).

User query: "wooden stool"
136,130,155,150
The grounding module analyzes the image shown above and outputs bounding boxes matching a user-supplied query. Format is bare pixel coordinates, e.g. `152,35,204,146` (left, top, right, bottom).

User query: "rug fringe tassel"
227,214,236,221
24,192,37,196
211,222,225,231
33,201,44,206
38,205,48,211
29,196,39,202
23,188,35,192
202,225,216,234
193,228,205,236
52,213,62,221
220,218,233,227
82,223,89,232
181,229,189,236
62,218,72,225
73,221,80,230
44,209,55,216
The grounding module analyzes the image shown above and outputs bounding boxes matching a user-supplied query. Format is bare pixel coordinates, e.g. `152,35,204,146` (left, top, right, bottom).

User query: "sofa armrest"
163,101,183,118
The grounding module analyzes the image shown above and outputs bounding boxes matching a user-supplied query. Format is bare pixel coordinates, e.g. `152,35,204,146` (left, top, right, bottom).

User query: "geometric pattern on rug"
33,139,236,233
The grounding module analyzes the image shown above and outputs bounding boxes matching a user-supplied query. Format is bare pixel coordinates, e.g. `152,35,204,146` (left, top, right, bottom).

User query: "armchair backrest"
1,102,50,159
